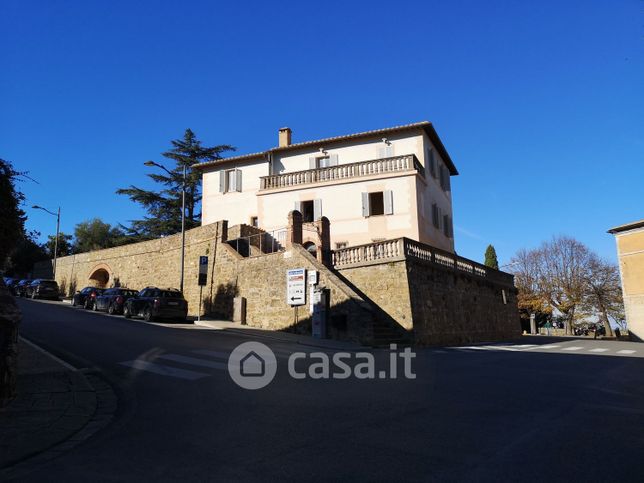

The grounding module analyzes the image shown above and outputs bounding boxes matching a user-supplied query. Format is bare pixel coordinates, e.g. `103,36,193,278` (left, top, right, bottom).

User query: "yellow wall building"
609,220,644,341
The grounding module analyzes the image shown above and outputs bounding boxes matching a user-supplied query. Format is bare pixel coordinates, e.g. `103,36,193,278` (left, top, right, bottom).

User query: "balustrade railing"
260,154,424,190
332,237,514,285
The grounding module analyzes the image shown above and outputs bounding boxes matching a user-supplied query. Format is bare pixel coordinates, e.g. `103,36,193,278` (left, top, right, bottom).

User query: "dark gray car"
28,279,61,300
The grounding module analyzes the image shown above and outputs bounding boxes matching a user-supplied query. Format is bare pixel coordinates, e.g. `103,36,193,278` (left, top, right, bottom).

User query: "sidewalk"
194,318,366,351
0,338,116,477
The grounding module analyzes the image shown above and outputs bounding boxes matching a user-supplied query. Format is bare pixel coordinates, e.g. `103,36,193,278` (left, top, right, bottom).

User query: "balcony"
259,154,424,191
332,237,515,287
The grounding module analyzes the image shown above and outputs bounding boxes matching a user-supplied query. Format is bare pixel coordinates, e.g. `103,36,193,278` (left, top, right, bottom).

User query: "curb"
0,338,118,480
194,320,365,351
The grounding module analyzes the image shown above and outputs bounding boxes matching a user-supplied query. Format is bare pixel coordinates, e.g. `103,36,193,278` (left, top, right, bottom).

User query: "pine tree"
484,244,499,270
117,129,234,239
0,158,26,268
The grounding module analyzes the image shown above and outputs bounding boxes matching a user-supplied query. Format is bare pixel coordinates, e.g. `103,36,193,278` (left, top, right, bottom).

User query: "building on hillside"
608,219,644,341
195,122,457,252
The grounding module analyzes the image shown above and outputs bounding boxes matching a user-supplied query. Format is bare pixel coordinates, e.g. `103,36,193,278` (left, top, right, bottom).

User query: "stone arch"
88,263,112,288
303,241,318,259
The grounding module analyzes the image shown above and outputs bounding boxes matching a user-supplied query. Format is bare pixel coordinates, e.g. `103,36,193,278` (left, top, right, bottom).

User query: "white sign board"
286,268,306,306
308,270,318,285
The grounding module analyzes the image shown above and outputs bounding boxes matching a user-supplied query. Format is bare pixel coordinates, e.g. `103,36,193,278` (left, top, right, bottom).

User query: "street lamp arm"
32,205,57,217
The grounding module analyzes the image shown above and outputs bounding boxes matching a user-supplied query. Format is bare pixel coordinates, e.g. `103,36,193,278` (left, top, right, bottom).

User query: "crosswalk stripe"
158,354,228,370
120,360,210,380
589,348,609,353
562,346,584,351
617,350,636,355
539,345,561,349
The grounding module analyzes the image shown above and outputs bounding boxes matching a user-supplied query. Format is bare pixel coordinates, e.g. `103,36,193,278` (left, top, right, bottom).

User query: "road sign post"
198,256,208,321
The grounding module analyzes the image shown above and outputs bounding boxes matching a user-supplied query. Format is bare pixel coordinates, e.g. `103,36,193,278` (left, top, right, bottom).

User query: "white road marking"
20,336,79,371
562,346,584,351
120,360,210,380
617,350,636,355
589,348,609,353
538,345,561,349
158,354,228,370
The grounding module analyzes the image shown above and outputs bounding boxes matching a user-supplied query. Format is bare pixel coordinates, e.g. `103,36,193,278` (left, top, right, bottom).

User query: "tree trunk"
565,307,575,335
600,304,614,337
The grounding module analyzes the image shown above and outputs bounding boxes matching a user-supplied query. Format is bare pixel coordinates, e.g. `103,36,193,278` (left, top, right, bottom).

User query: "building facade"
609,219,644,341
197,122,458,252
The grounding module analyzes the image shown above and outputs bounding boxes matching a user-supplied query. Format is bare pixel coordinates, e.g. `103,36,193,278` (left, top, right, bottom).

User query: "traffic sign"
198,256,208,286
286,268,306,306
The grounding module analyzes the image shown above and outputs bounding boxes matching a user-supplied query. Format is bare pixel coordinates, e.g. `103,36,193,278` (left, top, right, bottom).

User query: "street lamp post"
145,160,187,293
33,205,60,279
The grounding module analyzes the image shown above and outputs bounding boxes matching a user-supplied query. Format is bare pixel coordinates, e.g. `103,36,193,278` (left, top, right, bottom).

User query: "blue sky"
1,0,642,265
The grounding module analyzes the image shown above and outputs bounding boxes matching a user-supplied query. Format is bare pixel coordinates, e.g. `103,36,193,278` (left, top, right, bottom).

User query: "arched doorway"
88,264,111,288
303,241,317,259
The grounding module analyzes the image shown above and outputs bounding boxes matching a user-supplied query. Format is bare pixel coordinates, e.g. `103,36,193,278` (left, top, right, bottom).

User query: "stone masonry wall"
33,223,224,317
209,243,376,344
406,257,521,345
336,262,414,331
32,219,520,346
338,257,521,346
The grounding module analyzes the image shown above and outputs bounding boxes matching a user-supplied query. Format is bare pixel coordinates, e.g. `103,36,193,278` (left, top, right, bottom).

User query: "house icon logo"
228,342,277,390
240,351,265,377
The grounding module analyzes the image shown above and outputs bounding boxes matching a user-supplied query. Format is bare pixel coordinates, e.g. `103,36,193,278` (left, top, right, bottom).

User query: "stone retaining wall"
338,256,521,345
209,242,376,343
32,218,520,346
33,223,224,316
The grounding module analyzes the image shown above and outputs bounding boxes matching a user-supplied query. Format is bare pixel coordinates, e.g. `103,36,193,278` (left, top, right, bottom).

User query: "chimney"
278,127,292,147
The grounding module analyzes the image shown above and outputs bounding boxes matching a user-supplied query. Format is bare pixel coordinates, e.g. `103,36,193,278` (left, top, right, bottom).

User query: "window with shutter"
235,169,242,192
301,200,314,222
383,190,393,215
432,203,439,228
439,165,445,190
313,199,322,220
222,169,238,193
361,193,370,217
368,192,385,216
428,149,436,178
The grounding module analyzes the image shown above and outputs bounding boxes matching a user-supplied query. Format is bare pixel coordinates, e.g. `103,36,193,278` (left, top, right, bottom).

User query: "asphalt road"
13,298,644,482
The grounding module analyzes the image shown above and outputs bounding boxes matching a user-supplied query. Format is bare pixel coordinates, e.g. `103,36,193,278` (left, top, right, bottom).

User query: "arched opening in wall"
303,242,317,259
89,267,110,288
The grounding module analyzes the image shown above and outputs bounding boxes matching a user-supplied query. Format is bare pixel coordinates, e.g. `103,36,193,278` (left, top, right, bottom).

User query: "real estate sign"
286,268,306,306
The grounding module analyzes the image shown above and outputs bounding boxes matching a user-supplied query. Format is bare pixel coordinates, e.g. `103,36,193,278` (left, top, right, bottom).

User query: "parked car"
3,277,18,293
72,286,106,309
27,279,61,300
15,279,33,297
94,288,139,315
123,287,188,322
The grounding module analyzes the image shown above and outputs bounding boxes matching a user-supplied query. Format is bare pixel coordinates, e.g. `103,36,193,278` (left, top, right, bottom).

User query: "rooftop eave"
608,219,644,234
193,121,459,175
